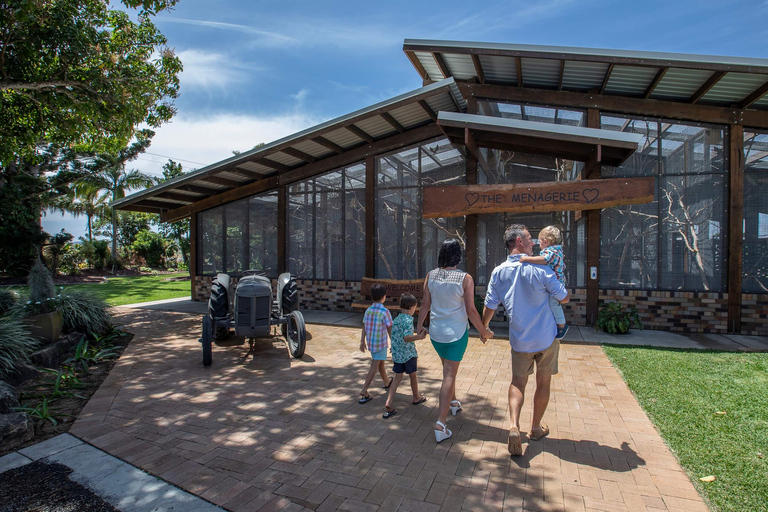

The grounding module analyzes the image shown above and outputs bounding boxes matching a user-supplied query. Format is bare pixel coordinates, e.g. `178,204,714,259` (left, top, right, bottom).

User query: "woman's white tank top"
428,268,468,343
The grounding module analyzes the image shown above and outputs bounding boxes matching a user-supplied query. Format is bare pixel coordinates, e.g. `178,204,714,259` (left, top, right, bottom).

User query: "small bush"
28,259,56,304
0,316,39,379
132,230,167,267
0,288,18,314
57,291,113,334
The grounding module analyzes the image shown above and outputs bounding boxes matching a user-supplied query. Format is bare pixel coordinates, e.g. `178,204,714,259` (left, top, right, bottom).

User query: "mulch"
0,460,120,512
0,269,183,286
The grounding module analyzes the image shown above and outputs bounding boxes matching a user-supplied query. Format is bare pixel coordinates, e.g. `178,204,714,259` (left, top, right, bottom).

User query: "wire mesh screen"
375,137,466,279
248,192,278,277
288,162,366,280
600,115,727,291
475,101,585,286
198,208,223,275
743,130,768,293
225,201,247,273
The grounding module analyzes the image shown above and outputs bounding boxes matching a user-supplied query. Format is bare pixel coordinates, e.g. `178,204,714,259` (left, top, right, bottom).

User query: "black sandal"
383,377,394,389
412,395,427,405
358,394,372,404
383,409,397,419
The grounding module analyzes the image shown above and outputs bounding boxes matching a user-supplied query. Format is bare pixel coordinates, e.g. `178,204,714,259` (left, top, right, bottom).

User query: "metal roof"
404,40,768,110
112,78,465,214
437,112,644,167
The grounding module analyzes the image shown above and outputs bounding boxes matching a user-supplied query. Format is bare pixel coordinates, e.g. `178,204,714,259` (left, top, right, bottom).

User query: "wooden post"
728,125,744,333
277,185,286,275
366,155,376,278
189,212,197,300
585,108,601,325
465,96,478,281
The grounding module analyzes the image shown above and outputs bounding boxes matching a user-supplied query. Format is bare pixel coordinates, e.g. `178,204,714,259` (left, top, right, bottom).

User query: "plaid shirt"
541,245,566,283
363,303,393,353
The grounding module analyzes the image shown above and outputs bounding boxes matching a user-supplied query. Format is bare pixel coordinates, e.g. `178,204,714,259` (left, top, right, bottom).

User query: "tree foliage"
156,159,190,264
0,0,182,165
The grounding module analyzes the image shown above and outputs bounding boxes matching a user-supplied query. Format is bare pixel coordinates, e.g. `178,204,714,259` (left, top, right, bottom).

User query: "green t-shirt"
390,313,419,363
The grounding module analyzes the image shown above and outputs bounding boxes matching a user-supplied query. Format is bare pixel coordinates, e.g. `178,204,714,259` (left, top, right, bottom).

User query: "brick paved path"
71,309,710,512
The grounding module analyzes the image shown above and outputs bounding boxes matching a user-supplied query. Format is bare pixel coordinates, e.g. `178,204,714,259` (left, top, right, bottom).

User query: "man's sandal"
508,427,523,456
529,422,549,441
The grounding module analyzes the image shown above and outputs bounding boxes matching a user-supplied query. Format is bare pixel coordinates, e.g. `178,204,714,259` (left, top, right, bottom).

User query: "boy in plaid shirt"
358,284,393,403
520,225,569,340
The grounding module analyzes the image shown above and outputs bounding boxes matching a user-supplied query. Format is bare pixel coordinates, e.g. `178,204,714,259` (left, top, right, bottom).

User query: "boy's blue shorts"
393,356,418,374
370,347,388,361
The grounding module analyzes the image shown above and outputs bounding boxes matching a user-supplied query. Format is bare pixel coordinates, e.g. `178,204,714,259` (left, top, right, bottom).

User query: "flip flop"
412,395,427,405
358,394,372,404
383,409,397,419
383,377,394,389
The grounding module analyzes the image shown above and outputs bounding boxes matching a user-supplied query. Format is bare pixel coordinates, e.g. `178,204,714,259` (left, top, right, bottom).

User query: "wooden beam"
585,108,600,327
644,67,669,99
557,60,565,91
155,192,196,204
277,185,286,275
312,136,345,154
433,52,452,78
365,155,375,278
255,158,291,172
160,176,279,223
189,212,197,297
465,97,478,278
599,64,614,94
346,124,374,143
471,54,485,84
457,83,768,128
422,178,654,218
417,99,438,121
280,147,316,163
690,71,726,103
177,184,219,195
404,50,429,81
380,112,406,133
226,168,263,180
740,80,768,109
460,127,489,172
200,176,241,188
728,125,744,333
516,57,523,87
134,199,174,210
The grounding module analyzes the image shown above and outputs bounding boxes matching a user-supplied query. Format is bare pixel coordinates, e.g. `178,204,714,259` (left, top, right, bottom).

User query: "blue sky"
43,0,768,238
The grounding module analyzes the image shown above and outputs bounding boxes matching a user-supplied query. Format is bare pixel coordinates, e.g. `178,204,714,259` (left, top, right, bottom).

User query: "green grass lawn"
603,346,768,512
59,273,191,306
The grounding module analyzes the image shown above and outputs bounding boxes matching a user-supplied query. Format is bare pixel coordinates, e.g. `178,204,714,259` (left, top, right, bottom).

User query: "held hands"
417,330,427,340
479,326,494,344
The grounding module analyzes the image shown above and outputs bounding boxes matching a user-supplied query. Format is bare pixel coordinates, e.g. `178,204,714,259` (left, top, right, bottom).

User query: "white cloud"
159,17,296,46
134,111,323,177
176,49,257,91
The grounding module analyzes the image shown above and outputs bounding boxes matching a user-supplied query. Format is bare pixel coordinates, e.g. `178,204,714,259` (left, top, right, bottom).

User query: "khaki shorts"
511,340,560,377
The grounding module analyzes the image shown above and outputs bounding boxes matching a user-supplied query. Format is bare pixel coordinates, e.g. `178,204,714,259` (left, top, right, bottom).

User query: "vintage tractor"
200,270,306,365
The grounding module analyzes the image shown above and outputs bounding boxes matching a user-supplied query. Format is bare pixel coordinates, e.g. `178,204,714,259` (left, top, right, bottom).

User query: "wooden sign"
423,177,654,218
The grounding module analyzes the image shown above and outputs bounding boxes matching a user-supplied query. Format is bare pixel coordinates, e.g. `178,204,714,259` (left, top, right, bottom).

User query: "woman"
417,238,493,442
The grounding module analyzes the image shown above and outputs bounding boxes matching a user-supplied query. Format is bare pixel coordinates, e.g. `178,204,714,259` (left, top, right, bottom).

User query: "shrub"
57,290,113,334
92,240,110,270
28,259,56,305
59,245,83,275
0,316,39,379
595,301,643,334
0,289,18,314
132,230,167,267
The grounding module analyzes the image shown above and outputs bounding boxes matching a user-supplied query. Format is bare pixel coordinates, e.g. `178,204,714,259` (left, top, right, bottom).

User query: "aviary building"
113,40,768,335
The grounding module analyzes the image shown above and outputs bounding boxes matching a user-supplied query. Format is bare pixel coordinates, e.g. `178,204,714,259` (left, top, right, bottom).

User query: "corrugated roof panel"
237,161,266,172
479,55,518,84
191,180,227,191
424,93,458,114
415,51,443,80
562,61,609,91
702,73,768,104
323,127,361,149
650,68,712,100
219,171,251,182
605,65,659,95
521,57,560,88
355,115,398,139
752,95,768,108
263,152,299,166
442,53,477,80
388,103,432,128
294,140,334,158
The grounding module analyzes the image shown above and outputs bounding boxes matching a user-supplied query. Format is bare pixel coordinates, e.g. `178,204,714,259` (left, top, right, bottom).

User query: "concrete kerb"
2,434,226,512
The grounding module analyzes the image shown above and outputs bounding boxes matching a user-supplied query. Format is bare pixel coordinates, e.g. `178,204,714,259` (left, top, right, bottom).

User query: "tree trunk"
111,209,117,273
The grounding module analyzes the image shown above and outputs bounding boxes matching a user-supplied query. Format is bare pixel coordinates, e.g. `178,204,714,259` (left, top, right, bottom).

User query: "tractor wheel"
209,278,230,340
202,315,213,366
285,311,306,358
280,277,299,336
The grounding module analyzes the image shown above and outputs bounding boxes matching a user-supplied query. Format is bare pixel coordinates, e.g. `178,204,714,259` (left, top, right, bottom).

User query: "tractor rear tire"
280,277,299,336
202,315,213,366
209,278,230,340
285,311,306,358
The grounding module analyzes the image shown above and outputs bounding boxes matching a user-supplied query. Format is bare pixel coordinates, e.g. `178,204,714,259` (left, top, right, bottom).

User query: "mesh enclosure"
743,130,768,293
375,137,466,279
199,208,223,275
600,115,727,291
248,192,278,277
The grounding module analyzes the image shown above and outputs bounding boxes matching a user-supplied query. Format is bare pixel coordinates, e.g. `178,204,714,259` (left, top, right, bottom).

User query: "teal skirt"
431,328,469,362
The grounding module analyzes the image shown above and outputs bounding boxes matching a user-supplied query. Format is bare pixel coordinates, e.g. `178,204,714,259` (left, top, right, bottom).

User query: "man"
482,224,569,456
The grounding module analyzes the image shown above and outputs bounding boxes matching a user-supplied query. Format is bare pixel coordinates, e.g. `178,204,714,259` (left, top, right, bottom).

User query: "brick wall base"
191,277,767,335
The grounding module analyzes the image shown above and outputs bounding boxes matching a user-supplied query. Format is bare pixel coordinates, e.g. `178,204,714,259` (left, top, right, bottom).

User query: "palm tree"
51,186,108,241
74,130,155,260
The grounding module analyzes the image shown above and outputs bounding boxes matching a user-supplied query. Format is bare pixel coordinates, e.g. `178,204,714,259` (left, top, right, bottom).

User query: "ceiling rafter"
200,176,241,188
280,147,317,163
690,71,727,103
312,136,345,154
177,184,218,195
380,112,406,133
433,52,452,79
417,99,438,121
405,51,429,81
226,168,262,180
557,60,565,91
255,158,291,172
345,124,374,143
740,80,768,109
154,192,195,204
600,64,614,94
471,54,485,84
516,57,523,87
644,67,669,99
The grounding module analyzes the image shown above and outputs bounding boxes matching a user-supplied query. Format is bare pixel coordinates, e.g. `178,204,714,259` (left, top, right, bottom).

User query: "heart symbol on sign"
465,192,480,207
582,188,599,203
